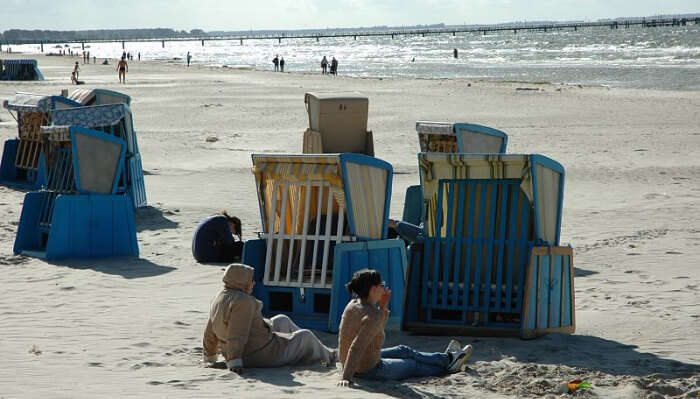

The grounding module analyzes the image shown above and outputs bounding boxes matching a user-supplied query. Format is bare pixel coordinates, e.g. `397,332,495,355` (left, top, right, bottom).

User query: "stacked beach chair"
68,88,132,106
0,59,45,81
1,93,82,189
242,93,405,332
13,125,138,259
9,90,145,260
400,123,575,338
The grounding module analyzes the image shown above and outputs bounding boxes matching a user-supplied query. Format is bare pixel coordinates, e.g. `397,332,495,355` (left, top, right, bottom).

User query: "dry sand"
1,54,699,398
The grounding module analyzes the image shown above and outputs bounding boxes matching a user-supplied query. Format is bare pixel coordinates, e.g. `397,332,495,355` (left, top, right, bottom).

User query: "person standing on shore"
321,56,328,74
272,55,279,71
187,52,192,67
117,56,128,84
330,57,338,75
73,61,80,80
138,52,141,61
87,51,90,63
453,48,458,59
280,57,285,72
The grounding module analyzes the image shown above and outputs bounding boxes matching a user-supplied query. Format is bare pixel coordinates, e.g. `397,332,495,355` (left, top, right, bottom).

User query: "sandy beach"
1,54,699,398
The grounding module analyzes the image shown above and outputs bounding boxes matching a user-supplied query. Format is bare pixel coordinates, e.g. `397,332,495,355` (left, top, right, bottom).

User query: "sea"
11,24,700,90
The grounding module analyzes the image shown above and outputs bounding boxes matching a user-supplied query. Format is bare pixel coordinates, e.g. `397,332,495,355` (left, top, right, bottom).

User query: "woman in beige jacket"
203,263,336,373
337,269,473,385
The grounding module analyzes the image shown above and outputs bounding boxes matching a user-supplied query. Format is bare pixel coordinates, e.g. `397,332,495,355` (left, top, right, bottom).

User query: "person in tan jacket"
203,263,336,373
337,269,473,385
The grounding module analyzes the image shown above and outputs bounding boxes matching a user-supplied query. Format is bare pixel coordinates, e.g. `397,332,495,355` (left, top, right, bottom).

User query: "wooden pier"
1,17,698,50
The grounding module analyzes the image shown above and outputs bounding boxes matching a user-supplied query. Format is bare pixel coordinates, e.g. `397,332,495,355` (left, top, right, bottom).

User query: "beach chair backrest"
416,121,508,153
252,154,392,289
418,153,563,245
69,88,132,106
71,127,126,195
304,92,370,154
52,103,137,156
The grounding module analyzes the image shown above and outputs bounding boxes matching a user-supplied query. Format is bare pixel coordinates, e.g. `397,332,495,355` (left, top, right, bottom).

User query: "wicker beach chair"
302,92,374,156
242,153,406,332
0,93,82,189
14,126,138,259
402,153,575,339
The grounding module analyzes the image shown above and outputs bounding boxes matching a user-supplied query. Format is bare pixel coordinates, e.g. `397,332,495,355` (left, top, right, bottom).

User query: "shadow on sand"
134,205,179,232
50,257,175,279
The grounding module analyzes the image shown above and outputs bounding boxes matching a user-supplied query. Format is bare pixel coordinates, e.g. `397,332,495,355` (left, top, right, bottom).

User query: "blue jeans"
357,345,450,381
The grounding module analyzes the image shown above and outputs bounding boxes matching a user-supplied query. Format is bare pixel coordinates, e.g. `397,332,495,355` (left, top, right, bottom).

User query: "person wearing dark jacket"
192,211,243,263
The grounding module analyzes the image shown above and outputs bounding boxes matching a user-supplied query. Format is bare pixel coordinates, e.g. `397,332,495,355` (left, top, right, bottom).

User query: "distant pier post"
278,37,281,43
354,35,357,40
82,42,85,50
240,39,243,45
201,39,204,46
391,33,394,39
40,42,44,52
513,29,517,34
574,26,577,31
0,43,3,52
316,36,319,42
121,41,125,49
453,31,456,36
162,40,165,48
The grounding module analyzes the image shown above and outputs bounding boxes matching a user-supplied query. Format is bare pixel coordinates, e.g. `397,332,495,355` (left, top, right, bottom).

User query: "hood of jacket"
222,263,254,291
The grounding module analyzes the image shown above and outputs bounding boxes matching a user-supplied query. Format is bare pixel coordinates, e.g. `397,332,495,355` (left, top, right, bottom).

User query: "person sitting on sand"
203,263,337,374
337,269,472,386
192,210,243,263
117,56,128,83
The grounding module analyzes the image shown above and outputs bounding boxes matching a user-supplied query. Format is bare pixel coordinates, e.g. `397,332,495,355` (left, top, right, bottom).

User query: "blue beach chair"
1,93,82,189
13,126,138,260
401,153,575,339
242,154,406,332
51,103,147,208
0,59,45,81
403,121,509,227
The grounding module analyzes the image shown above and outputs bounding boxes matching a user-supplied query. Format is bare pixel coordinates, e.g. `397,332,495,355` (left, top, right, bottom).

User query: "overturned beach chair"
68,88,131,106
403,122,509,226
0,93,82,189
402,153,575,339
302,92,374,156
51,103,147,208
0,59,45,81
14,126,138,259
242,154,406,332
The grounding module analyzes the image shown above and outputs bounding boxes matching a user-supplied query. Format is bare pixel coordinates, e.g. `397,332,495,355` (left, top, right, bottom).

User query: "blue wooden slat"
472,182,487,311
494,181,510,311
537,254,551,329
482,182,499,321
525,254,538,330
462,181,476,311
563,254,572,326
442,181,455,307
421,239,431,310
550,253,563,328
505,184,518,312
430,182,446,310
452,180,466,312
515,192,531,313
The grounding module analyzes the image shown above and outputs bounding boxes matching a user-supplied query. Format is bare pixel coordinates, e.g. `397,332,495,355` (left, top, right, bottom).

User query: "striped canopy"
252,154,392,240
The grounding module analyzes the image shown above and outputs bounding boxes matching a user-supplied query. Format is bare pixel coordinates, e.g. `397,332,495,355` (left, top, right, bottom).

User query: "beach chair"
50,103,147,208
13,125,138,259
68,88,131,106
403,122,509,228
1,93,82,189
402,153,575,339
302,92,374,156
242,154,406,332
416,121,508,154
0,59,45,81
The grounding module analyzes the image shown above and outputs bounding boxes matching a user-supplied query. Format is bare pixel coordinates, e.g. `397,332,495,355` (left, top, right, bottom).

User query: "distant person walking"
330,57,338,75
82,51,86,63
138,52,141,61
87,51,90,63
272,55,279,71
280,57,285,72
117,56,128,84
187,51,192,67
453,48,458,59
321,56,328,74
72,61,80,80
122,50,127,60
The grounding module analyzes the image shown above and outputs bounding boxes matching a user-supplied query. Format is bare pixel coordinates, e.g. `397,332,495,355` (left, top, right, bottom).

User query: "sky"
1,0,698,31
